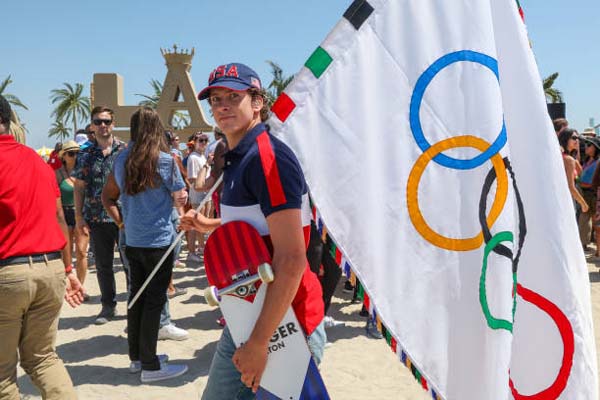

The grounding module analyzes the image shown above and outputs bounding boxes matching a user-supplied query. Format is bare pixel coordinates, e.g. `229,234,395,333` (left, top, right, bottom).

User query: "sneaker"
324,341,333,349
129,354,169,373
342,280,354,293
365,320,383,339
168,287,188,299
141,364,188,383
186,252,203,263
95,306,116,325
158,323,189,341
323,315,344,328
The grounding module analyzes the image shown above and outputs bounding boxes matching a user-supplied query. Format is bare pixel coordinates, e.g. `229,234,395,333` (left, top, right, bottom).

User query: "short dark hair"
248,88,269,122
0,95,12,132
553,118,568,133
91,105,114,120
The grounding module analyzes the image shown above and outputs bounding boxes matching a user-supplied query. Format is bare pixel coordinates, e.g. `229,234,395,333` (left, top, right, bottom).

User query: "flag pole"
127,174,223,310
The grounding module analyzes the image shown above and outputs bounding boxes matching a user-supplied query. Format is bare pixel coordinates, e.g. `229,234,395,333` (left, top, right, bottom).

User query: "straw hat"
59,140,80,158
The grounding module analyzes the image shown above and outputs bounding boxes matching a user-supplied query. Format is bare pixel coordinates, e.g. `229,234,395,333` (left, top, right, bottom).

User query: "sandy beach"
15,252,600,400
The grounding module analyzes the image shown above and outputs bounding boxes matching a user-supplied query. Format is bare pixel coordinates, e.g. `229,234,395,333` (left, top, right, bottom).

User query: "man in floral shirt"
73,106,126,325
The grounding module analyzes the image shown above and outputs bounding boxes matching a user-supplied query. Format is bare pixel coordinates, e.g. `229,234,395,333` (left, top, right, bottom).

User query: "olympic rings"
479,231,517,332
409,50,507,170
479,158,527,273
406,135,508,251
509,284,575,400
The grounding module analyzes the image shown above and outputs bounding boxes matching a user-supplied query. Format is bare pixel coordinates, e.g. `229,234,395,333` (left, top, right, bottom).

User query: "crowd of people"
555,118,600,257
0,63,370,399
2,61,597,398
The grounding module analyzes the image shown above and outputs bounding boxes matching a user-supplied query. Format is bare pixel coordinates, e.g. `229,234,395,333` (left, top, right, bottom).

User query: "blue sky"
3,0,598,149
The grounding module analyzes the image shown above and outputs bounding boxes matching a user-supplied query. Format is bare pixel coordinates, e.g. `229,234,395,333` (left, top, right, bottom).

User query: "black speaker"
547,103,566,120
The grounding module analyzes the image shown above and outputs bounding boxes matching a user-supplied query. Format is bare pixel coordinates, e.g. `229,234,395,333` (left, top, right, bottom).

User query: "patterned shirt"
72,138,125,224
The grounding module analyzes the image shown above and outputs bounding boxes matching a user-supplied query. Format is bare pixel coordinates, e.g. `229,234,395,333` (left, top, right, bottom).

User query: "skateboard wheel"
204,286,220,307
258,263,274,283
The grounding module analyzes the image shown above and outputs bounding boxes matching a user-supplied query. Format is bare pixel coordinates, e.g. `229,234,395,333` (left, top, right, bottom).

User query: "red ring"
509,284,574,399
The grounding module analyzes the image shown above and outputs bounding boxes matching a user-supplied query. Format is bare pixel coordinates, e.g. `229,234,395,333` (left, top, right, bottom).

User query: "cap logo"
209,64,240,83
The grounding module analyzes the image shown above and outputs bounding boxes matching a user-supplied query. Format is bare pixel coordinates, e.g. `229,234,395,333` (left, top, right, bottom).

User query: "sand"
15,253,600,400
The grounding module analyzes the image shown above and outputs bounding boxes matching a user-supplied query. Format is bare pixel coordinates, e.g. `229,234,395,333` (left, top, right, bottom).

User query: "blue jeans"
119,230,171,328
201,320,326,400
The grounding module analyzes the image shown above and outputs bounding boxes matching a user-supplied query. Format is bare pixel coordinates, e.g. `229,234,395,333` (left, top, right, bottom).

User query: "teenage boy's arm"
232,208,306,393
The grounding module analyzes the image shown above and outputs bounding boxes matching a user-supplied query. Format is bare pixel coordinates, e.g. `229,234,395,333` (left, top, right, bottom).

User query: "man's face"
195,135,208,152
208,88,259,135
91,111,113,139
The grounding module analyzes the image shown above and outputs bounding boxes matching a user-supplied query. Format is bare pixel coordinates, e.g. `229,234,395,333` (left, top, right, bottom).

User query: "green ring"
479,231,517,332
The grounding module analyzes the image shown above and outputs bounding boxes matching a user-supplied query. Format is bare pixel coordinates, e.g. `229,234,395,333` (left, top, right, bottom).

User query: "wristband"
117,221,124,229
65,264,73,274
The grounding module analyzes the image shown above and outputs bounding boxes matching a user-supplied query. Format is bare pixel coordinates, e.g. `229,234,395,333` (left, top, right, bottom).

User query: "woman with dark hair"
102,107,188,382
578,138,600,250
558,128,588,213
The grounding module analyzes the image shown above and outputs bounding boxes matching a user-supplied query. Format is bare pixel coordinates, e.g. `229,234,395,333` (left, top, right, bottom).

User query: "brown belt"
0,252,62,267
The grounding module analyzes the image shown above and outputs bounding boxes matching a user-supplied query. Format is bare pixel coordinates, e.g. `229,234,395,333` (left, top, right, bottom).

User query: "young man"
180,63,325,398
73,106,126,325
0,94,84,399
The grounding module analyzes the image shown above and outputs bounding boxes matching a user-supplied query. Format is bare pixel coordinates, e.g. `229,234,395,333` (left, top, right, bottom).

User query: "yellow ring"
406,135,508,251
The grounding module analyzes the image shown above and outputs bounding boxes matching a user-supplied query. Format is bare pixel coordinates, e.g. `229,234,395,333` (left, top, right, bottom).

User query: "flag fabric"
269,0,598,398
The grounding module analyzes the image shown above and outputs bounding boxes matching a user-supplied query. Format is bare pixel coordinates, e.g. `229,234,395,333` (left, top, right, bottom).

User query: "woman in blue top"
102,107,189,383
578,137,600,251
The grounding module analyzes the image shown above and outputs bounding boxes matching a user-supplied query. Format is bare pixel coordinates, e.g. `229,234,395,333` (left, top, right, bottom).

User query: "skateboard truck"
204,263,275,306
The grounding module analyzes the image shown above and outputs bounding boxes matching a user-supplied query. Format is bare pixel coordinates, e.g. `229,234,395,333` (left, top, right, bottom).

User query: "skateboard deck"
204,221,329,400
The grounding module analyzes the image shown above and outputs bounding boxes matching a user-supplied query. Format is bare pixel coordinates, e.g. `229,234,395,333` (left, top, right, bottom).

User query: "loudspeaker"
547,103,566,120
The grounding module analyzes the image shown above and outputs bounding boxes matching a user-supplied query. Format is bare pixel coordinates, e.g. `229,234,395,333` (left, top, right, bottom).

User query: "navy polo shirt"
220,122,323,334
220,122,312,235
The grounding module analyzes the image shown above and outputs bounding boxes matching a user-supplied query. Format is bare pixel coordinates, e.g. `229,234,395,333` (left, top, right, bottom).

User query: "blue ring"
409,50,507,170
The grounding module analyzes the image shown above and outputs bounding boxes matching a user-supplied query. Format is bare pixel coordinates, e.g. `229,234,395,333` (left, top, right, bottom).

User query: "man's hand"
65,273,85,307
76,218,90,236
232,339,268,393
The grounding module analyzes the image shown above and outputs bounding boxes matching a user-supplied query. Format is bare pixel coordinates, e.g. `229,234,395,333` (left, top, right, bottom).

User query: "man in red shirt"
0,95,85,399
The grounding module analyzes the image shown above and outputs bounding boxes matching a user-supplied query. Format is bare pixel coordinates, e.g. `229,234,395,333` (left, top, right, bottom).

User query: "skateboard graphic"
204,221,330,400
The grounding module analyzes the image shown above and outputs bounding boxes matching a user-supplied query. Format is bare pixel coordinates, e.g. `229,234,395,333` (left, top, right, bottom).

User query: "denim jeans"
201,320,326,400
90,222,121,308
119,230,171,328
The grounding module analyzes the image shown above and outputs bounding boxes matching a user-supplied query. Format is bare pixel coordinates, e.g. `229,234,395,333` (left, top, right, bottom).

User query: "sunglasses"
571,136,580,141
196,138,208,143
92,118,113,126
66,151,78,157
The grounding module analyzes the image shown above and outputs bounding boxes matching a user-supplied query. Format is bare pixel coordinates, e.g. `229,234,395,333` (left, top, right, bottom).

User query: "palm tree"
265,60,294,106
543,72,563,103
50,83,91,137
136,79,190,128
136,79,163,108
0,75,29,125
48,119,71,141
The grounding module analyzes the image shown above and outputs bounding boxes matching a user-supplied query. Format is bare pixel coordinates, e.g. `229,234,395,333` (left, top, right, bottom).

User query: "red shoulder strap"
256,131,287,207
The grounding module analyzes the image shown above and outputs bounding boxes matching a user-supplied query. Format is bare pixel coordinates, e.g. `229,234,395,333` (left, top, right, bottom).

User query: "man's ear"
251,96,264,111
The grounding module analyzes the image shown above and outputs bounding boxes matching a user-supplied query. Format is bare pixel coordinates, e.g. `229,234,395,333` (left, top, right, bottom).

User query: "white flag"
269,0,598,398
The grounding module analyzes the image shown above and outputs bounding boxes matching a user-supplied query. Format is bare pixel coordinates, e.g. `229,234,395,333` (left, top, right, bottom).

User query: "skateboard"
203,221,330,400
